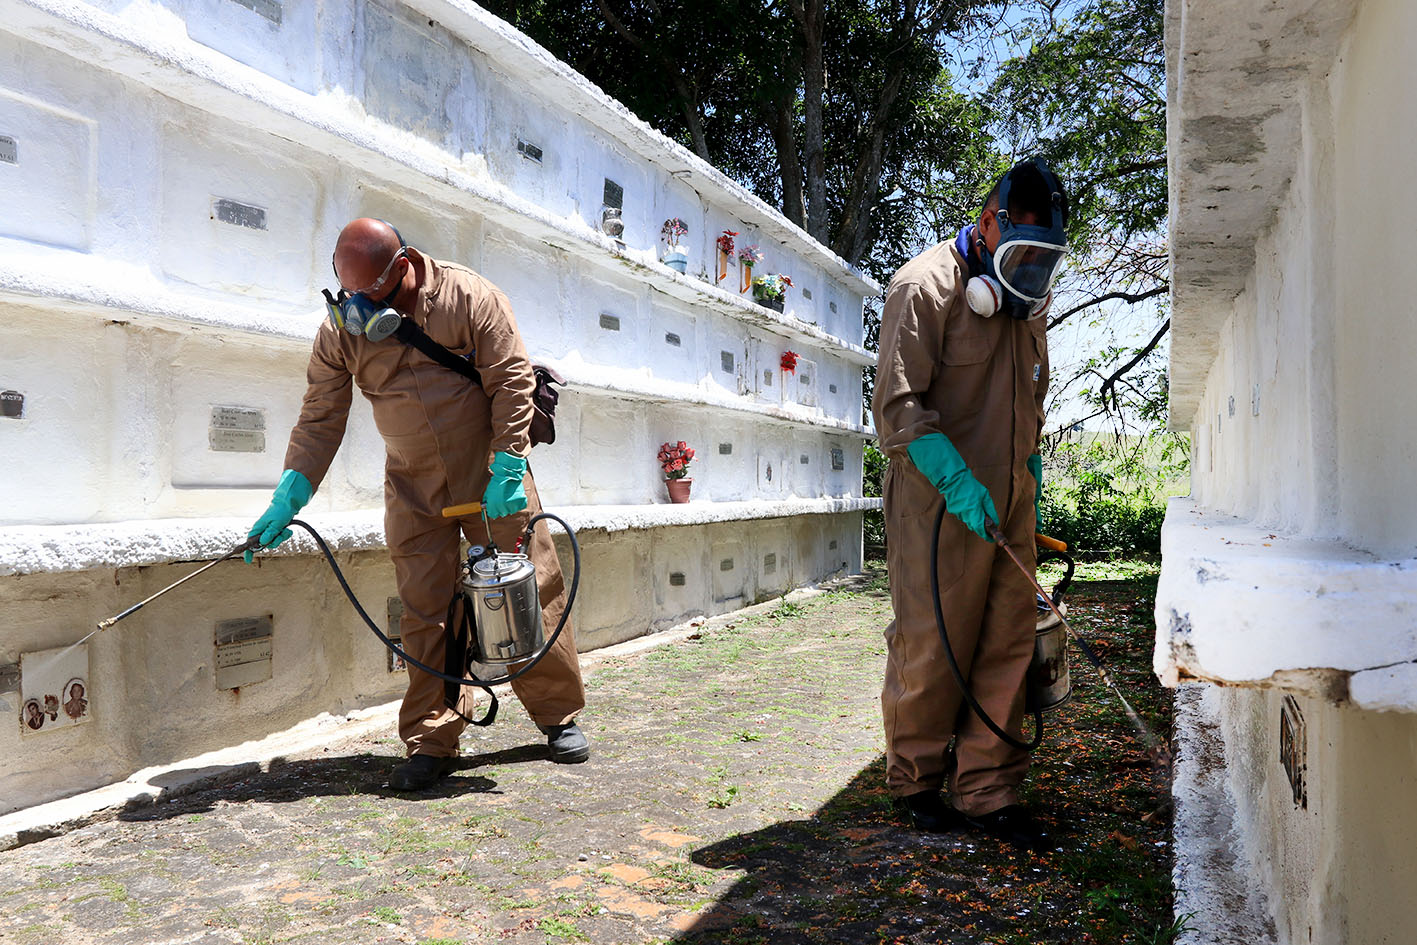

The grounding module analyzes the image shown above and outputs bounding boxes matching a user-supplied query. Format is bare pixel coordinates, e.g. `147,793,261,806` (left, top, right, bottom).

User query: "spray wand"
96,536,262,631
985,518,1173,773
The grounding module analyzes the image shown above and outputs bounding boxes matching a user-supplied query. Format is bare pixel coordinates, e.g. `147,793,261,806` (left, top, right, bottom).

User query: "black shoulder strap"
394,316,483,387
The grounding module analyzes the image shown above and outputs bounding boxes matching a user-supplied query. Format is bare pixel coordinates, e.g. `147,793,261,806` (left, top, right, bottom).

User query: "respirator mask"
323,229,408,342
963,159,1069,320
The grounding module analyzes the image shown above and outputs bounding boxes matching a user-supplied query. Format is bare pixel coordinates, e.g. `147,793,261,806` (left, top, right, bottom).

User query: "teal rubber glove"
483,451,529,519
906,433,998,542
1028,453,1043,529
245,469,313,562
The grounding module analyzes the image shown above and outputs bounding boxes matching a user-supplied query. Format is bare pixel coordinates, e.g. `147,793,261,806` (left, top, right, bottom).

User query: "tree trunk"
799,0,828,242
767,100,807,228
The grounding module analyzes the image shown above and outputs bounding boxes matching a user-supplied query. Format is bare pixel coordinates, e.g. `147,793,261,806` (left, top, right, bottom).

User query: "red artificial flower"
781,350,799,373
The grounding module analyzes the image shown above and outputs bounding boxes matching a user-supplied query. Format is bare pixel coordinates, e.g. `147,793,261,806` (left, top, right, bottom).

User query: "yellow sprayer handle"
1036,533,1068,553
441,501,484,519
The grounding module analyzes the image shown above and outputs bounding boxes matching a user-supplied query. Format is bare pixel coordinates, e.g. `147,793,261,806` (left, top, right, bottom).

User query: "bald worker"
247,219,588,790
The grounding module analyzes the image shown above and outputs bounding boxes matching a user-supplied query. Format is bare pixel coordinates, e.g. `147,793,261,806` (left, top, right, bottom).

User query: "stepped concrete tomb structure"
1160,0,1417,941
0,0,878,813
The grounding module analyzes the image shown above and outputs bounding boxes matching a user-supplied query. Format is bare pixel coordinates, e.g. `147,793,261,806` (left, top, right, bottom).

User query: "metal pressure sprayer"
441,501,546,668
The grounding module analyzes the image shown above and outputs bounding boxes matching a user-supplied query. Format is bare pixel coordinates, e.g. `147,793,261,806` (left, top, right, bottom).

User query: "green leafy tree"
985,0,1172,441
483,0,999,276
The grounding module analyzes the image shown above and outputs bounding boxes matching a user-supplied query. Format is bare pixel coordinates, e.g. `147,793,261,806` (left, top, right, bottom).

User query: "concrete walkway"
0,565,1175,945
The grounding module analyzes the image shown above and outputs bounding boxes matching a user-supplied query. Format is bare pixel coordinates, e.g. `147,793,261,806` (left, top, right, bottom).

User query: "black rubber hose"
289,511,579,689
929,503,1043,752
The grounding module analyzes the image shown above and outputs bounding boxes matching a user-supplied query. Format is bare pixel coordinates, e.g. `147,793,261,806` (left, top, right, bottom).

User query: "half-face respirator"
962,158,1069,321
323,225,408,342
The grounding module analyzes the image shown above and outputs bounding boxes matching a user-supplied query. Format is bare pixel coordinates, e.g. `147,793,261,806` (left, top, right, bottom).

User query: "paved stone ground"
0,562,1175,945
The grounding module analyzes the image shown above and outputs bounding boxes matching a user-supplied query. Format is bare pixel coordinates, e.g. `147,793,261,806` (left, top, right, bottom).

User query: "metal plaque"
800,372,811,386
664,332,681,347
210,428,266,452
829,301,838,313
1280,696,1307,809
0,135,15,165
719,558,734,572
599,313,621,331
213,198,268,231
799,454,809,465
763,553,776,575
669,572,686,587
718,443,732,455
762,370,773,387
386,597,406,673
602,178,623,210
829,384,837,394
831,448,845,471
230,0,282,23
1,390,23,419
210,405,267,453
802,288,812,300
215,616,272,690
517,140,543,163
829,539,838,550
720,351,735,373
211,405,266,431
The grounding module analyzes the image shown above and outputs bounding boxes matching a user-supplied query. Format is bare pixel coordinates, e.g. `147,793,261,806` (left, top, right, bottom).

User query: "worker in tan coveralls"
246,218,588,791
871,159,1068,849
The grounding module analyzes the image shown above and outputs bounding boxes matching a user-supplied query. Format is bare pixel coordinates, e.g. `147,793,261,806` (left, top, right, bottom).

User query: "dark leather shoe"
537,722,590,764
962,804,1050,851
894,790,961,833
389,754,456,791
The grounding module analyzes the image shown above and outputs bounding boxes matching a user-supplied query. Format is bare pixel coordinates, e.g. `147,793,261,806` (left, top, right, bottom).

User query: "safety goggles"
332,245,408,299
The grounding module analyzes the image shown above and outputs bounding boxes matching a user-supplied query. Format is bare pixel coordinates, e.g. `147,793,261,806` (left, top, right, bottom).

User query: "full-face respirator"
961,159,1069,321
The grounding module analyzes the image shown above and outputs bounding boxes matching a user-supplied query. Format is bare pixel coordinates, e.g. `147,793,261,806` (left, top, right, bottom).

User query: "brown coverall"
871,240,1047,816
284,249,585,758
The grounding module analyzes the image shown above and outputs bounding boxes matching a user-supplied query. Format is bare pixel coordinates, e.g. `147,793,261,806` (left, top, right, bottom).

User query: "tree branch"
1097,317,1170,413
1047,284,1167,330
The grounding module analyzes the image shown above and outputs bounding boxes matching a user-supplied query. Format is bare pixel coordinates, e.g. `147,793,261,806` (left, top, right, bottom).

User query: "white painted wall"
0,0,879,812
1162,1,1417,941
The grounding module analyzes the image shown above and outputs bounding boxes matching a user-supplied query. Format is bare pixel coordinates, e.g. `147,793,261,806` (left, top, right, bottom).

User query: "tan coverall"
871,240,1047,816
284,249,586,758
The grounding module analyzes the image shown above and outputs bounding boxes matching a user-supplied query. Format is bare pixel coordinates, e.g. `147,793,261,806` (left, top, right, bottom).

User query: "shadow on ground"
115,743,559,819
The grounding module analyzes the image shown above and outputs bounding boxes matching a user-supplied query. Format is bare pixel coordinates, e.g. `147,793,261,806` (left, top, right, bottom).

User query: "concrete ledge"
0,498,879,577
1165,0,1356,427
1153,498,1417,699
0,571,870,850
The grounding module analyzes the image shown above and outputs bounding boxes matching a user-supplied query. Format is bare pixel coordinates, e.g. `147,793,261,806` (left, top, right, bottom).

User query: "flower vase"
664,245,689,273
717,250,729,284
666,477,692,503
740,264,753,294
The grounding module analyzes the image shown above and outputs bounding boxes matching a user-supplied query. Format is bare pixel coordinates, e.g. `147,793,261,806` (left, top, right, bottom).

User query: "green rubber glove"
1028,453,1043,529
245,469,313,562
483,451,529,519
906,433,998,542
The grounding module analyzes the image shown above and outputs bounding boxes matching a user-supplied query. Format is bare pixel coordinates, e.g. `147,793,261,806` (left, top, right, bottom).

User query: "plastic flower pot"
664,247,689,273
666,477,693,503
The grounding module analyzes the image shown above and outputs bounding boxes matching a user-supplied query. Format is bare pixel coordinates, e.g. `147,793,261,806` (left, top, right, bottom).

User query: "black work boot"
389,754,456,791
962,804,1050,851
894,790,962,833
537,722,590,764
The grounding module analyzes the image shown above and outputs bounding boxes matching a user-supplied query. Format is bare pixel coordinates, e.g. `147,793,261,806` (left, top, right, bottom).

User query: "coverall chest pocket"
940,315,994,366
1029,320,1048,388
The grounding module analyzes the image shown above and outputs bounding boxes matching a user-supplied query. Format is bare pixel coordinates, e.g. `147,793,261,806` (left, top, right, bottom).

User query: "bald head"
333,218,405,293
